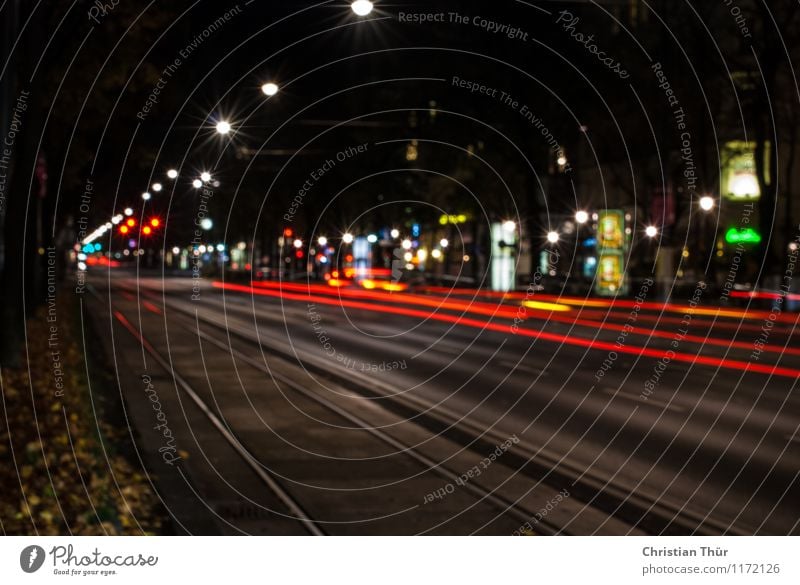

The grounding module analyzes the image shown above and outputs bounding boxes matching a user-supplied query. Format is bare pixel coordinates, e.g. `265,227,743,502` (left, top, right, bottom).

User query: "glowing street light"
440,238,449,248
192,179,203,189
351,0,373,16
431,249,442,259
124,208,133,216
390,228,400,239
200,218,213,230
317,236,328,246
645,225,658,238
167,169,178,179
699,196,715,212
575,210,589,224
546,231,560,244
367,234,378,243
215,120,231,135
141,192,152,201
293,239,303,249
200,172,212,182
261,82,279,96
342,233,354,244
401,239,412,250
502,220,516,232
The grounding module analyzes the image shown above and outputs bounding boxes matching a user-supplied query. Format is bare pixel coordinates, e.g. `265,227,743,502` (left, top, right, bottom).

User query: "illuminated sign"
596,251,625,294
725,227,762,245
721,141,768,200
439,213,469,225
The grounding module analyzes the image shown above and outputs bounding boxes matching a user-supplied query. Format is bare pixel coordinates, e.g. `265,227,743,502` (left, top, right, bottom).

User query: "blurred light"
342,233,354,244
216,243,225,252
142,226,152,235
390,228,400,238
645,225,658,238
112,216,122,224
431,249,442,259
152,182,163,192
172,247,181,254
77,262,87,271
237,241,247,250
119,225,129,235
215,120,231,135
150,218,160,227
124,208,133,216
126,218,136,227
77,253,87,261
200,172,211,182
700,196,715,211
575,210,589,224
557,155,567,166
367,234,378,243
293,239,303,249
261,82,279,96
317,236,328,246
547,231,560,244
167,169,178,179
502,220,516,232
523,300,571,312
401,239,412,250
417,249,428,262
192,179,203,189
283,227,294,238
403,252,413,262
142,192,151,201
198,245,207,253
731,175,758,197
351,1,374,16
104,222,112,229
440,238,449,248
200,218,213,230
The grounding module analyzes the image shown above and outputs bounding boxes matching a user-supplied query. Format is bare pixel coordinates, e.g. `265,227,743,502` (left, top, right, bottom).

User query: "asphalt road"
87,271,800,535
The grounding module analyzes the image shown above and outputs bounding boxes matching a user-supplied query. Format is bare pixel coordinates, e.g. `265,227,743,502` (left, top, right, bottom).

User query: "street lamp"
390,228,400,239
440,238,449,248
317,236,328,246
502,220,516,232
261,82,279,96
645,225,658,238
152,182,163,192
547,231,560,244
124,208,133,216
293,238,303,249
192,179,203,189
167,169,178,179
351,0,373,16
342,233,354,244
401,239,412,250
200,218,213,230
215,120,231,135
575,210,589,224
141,192,151,201
200,172,211,182
699,196,715,212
